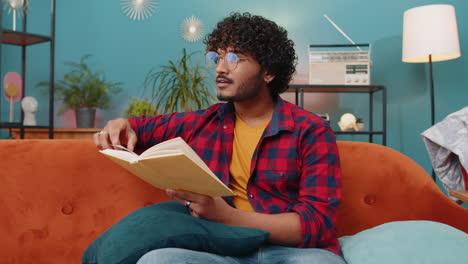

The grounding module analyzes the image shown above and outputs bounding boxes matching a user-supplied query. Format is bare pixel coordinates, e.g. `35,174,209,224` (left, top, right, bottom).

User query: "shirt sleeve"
128,111,199,149
291,120,342,250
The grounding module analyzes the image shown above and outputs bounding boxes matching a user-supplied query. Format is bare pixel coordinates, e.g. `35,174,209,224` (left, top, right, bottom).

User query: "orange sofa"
0,139,467,263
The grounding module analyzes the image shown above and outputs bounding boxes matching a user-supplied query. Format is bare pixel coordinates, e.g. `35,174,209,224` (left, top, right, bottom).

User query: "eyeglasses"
205,51,252,71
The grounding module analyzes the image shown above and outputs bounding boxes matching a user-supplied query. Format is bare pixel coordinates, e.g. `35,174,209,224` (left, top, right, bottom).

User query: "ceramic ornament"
338,113,358,132
120,0,158,21
4,72,23,122
21,96,38,126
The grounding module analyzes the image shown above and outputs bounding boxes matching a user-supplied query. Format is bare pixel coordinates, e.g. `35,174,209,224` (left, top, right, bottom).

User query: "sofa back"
336,141,468,236
0,139,170,264
0,139,467,263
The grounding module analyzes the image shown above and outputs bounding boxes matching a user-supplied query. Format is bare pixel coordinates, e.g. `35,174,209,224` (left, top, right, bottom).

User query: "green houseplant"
124,97,157,117
38,54,122,128
144,48,216,114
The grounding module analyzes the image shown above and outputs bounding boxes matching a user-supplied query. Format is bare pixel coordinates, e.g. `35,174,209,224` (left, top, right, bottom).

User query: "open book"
100,137,234,197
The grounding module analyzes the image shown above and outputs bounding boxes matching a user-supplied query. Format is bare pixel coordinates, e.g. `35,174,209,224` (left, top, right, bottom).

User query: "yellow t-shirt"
229,113,270,211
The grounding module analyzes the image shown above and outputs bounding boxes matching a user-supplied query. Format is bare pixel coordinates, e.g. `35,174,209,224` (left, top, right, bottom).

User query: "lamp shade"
402,4,461,63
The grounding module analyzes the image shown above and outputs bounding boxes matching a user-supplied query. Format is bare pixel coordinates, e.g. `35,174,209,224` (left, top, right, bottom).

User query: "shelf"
1,30,52,46
287,84,384,93
0,123,50,129
287,84,387,145
0,122,21,129
8,128,100,139
334,131,384,135
1,0,56,139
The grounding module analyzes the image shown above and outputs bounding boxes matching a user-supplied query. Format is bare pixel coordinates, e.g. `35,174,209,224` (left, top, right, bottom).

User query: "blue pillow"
339,221,468,264
82,201,269,264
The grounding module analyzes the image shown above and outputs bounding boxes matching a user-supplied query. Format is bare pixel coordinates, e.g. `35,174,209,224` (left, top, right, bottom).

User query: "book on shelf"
100,137,234,197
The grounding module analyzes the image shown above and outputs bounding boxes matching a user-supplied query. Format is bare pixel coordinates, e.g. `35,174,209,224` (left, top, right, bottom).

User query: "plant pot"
356,122,365,132
75,107,96,128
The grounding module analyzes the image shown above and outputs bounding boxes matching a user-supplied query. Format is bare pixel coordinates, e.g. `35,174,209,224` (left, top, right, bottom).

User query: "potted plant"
356,117,365,131
124,97,157,117
144,48,216,114
38,54,122,128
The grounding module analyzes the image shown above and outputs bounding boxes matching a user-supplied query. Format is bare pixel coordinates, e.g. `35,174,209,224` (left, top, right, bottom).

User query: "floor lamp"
402,4,461,181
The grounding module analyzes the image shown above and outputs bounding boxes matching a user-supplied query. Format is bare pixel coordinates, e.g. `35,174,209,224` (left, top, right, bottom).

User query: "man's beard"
217,75,263,102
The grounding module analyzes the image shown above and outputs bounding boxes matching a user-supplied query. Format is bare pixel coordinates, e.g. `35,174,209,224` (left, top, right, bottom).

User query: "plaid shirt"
128,98,342,255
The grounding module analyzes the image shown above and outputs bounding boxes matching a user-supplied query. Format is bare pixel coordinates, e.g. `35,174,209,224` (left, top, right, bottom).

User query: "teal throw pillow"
82,201,269,264
339,221,468,264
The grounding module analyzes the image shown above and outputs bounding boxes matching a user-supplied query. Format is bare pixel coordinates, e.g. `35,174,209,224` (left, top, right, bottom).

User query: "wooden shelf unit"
287,84,387,145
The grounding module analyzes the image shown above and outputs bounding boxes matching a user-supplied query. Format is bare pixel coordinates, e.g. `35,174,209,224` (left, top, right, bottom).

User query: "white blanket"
421,106,468,200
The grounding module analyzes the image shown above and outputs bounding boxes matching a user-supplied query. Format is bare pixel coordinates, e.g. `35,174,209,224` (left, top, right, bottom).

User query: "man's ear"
263,72,276,84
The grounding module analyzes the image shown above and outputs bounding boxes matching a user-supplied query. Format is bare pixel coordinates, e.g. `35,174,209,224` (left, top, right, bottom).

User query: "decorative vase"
75,107,96,128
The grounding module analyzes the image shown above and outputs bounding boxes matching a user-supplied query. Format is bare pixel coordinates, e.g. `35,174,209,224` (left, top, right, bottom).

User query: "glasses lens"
225,52,239,69
206,51,219,66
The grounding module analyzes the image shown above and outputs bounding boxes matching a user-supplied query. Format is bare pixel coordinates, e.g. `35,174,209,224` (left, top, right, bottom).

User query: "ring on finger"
97,130,108,136
185,201,193,212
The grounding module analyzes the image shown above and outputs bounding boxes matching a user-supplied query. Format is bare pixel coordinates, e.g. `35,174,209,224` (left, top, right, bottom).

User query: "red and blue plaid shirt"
128,98,342,255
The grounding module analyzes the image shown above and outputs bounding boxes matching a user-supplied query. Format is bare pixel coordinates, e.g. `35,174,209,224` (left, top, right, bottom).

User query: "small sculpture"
338,113,358,131
21,96,38,126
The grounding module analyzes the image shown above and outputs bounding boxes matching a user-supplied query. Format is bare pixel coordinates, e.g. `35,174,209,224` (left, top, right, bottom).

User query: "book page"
139,137,185,158
140,137,212,173
100,149,139,163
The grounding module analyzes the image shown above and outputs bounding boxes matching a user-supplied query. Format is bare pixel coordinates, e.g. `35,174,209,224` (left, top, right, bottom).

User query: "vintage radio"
309,44,371,85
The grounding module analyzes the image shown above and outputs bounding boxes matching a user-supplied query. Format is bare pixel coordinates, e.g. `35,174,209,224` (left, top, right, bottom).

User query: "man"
94,12,345,264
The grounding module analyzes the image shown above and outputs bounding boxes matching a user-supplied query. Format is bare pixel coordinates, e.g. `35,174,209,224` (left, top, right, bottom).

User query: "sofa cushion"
339,220,468,264
82,201,269,264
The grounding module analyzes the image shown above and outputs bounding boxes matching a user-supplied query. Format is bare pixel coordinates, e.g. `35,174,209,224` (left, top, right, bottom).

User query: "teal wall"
1,1,467,183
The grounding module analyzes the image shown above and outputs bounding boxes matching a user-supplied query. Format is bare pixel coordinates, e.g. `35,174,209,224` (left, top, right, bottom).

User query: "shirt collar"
218,97,295,136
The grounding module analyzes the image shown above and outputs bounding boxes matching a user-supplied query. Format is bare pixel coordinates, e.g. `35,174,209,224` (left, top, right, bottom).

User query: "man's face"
210,49,266,102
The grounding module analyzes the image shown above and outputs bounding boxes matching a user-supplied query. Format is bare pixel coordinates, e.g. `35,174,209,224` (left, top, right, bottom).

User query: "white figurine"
338,113,358,132
21,96,38,126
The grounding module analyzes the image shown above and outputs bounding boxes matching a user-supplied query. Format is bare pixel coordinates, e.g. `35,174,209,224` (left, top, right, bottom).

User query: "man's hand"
94,118,138,152
166,188,302,246
166,189,235,224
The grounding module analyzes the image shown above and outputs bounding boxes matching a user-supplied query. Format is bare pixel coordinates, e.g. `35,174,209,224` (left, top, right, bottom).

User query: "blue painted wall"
1,0,467,183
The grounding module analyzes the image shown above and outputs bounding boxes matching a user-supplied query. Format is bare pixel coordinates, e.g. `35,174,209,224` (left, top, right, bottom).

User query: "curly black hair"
204,12,297,97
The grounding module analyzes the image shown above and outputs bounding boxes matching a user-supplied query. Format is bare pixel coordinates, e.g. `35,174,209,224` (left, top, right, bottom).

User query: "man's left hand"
166,189,235,224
